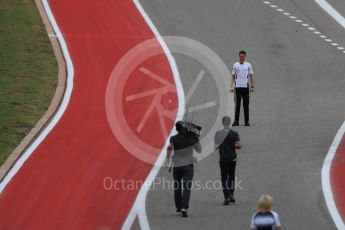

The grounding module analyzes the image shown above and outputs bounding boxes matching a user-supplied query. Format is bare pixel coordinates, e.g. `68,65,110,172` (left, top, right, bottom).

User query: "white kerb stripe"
0,0,74,193
322,121,345,230
315,0,345,226
121,1,185,230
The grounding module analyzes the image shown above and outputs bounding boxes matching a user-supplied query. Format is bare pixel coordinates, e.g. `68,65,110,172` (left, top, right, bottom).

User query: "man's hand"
249,74,255,93
194,141,202,153
165,158,171,168
235,141,242,149
230,85,234,93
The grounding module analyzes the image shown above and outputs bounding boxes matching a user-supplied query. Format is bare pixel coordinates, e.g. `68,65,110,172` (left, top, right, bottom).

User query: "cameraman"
165,121,202,218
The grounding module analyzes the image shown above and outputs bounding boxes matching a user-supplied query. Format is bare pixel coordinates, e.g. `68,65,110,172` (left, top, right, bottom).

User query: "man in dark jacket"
214,116,242,205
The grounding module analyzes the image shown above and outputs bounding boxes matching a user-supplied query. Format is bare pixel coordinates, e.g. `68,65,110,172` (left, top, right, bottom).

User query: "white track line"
314,0,345,229
314,0,345,29
261,1,345,55
121,1,185,230
322,121,345,230
263,1,345,229
0,0,74,192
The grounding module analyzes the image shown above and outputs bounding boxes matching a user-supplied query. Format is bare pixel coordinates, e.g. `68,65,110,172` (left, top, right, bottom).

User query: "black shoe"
229,195,236,203
176,208,181,213
232,121,239,126
245,122,250,126
223,198,231,205
181,209,188,217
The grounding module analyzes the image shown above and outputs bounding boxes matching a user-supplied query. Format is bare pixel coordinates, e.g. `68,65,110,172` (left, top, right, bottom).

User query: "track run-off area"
0,0,181,229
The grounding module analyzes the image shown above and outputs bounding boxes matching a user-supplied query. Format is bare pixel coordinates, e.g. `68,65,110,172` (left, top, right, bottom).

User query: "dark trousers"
173,164,194,210
219,160,236,198
234,87,250,123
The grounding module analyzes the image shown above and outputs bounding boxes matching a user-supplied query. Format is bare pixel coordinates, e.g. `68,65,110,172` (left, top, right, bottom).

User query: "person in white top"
250,194,281,230
230,50,255,126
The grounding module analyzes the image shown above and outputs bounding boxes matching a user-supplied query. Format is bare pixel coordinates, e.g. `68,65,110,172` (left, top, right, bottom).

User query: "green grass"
0,0,58,165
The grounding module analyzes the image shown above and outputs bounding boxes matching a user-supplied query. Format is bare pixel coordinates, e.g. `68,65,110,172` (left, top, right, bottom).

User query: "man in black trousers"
214,116,242,205
165,121,202,217
230,50,255,126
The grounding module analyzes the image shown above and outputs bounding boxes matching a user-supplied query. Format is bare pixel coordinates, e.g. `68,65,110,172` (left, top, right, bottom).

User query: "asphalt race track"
0,0,345,229
141,0,345,229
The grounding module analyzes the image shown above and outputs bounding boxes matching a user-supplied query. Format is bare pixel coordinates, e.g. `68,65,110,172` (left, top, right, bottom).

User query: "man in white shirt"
230,50,255,126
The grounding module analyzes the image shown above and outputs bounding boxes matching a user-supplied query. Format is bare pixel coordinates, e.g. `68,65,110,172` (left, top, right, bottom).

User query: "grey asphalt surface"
140,0,345,229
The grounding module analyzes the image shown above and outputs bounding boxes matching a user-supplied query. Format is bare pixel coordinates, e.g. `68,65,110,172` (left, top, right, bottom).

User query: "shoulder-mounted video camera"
176,109,202,140
176,121,202,139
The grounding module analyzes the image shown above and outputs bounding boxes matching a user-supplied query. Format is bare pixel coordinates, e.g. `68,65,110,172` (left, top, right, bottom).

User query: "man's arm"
273,213,281,230
250,214,256,230
230,74,236,92
165,143,173,167
249,74,255,92
194,141,202,153
235,132,242,149
214,132,220,150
